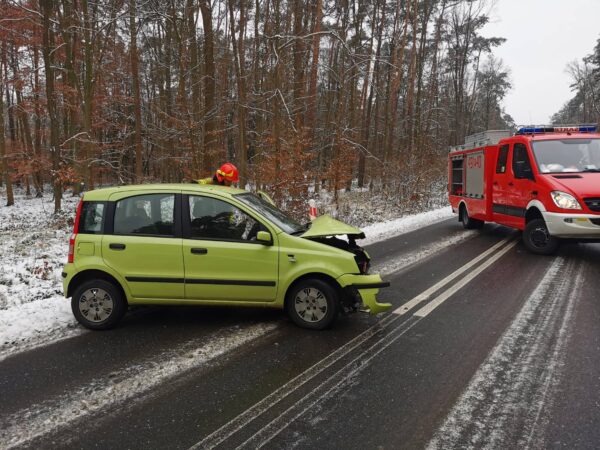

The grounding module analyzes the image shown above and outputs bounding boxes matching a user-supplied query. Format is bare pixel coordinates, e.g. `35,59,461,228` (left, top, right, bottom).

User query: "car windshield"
234,193,304,234
532,138,600,173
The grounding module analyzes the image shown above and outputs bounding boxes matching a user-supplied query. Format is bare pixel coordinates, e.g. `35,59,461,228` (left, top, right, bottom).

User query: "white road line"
393,237,513,316
243,240,520,448
244,318,424,449
0,323,277,450
191,312,403,449
373,230,478,276
413,239,518,317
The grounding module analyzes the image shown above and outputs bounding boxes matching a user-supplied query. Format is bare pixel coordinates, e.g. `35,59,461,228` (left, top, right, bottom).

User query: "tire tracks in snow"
0,323,277,449
427,256,584,450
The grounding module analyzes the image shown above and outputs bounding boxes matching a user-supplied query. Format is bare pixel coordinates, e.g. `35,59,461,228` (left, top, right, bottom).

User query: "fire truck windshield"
532,139,600,173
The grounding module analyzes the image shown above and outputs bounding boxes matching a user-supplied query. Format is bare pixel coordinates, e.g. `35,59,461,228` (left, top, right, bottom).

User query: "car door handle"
109,243,126,250
191,248,208,255
508,182,514,186
493,181,499,185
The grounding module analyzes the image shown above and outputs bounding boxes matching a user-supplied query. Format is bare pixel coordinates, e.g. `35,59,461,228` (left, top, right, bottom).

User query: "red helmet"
215,162,239,183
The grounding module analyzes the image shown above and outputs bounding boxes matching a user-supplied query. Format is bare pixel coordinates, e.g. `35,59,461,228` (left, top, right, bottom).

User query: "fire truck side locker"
449,145,498,222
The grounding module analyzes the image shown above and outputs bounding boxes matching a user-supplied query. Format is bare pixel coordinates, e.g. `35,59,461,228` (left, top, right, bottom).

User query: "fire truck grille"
583,198,600,212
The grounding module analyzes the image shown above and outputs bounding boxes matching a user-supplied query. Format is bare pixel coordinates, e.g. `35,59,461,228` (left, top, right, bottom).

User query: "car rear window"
79,202,106,234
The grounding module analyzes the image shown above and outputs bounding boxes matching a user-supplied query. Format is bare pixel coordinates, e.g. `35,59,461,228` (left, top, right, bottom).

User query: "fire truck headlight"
551,191,582,210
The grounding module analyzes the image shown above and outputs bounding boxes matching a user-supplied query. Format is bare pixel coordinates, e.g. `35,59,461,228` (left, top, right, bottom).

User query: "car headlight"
551,191,582,210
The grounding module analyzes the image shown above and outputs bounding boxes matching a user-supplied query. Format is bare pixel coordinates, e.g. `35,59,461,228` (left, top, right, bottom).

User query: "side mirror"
256,231,272,245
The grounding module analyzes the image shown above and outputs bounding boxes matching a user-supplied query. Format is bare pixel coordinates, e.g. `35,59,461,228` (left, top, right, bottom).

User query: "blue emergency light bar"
516,125,598,135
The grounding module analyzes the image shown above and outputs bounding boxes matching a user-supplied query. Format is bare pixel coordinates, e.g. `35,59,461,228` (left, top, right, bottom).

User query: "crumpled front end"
337,274,391,315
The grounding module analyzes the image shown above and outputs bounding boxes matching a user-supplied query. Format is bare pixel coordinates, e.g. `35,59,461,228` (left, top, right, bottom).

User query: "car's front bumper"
542,211,600,238
337,274,391,314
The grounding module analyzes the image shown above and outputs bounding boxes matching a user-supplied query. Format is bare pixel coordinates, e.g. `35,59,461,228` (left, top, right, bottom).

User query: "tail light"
68,234,76,263
68,199,83,263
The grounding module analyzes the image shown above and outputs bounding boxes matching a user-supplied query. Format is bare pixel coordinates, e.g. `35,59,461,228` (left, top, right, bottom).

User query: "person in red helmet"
197,162,239,186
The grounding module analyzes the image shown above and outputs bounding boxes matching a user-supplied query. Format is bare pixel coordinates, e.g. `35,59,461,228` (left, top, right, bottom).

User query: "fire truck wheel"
460,206,484,229
523,219,560,255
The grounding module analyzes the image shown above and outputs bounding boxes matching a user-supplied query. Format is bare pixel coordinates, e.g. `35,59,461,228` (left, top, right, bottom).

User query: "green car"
62,184,391,330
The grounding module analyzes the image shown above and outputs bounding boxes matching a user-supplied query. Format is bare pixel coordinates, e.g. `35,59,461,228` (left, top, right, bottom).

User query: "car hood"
544,173,600,197
300,214,365,239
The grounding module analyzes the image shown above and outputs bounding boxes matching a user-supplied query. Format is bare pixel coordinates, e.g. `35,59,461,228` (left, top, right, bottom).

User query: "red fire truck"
448,125,600,254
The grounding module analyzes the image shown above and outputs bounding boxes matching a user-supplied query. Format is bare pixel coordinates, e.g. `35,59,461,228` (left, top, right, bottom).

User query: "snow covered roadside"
0,191,81,361
0,188,453,361
360,206,454,245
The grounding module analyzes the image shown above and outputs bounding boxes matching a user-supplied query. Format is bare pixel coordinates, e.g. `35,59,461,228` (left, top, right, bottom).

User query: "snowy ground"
0,190,81,360
0,186,451,361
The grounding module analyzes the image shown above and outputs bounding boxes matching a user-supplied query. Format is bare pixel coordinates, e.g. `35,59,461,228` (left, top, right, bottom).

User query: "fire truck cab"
448,125,600,254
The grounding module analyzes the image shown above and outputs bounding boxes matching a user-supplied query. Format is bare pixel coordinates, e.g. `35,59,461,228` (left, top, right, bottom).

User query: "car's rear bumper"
62,264,75,297
542,211,600,238
337,274,391,314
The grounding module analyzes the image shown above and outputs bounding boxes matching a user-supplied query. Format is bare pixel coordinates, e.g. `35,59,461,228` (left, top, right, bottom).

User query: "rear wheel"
286,279,339,330
71,279,126,330
523,218,560,255
460,205,484,229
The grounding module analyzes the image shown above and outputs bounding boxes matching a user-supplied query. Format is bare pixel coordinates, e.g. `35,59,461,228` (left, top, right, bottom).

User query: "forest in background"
0,0,514,218
552,36,600,128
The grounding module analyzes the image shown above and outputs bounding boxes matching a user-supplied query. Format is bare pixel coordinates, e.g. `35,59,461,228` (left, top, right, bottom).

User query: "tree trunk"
129,0,143,183
199,0,217,173
187,0,201,173
32,45,43,196
228,0,248,187
307,0,322,136
0,69,14,206
40,0,62,212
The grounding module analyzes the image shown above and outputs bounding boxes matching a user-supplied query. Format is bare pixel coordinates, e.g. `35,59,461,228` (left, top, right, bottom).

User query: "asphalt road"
1,218,599,449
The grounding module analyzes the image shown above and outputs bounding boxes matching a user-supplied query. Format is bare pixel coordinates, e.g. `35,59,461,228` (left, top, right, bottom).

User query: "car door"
492,143,511,223
504,142,536,229
102,191,185,299
182,193,279,302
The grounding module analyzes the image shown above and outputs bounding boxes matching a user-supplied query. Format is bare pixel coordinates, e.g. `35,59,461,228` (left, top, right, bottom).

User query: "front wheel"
523,218,560,255
71,279,127,330
286,279,339,330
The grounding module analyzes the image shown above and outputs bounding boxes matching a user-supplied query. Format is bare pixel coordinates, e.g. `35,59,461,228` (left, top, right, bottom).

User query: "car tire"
523,218,560,255
71,279,127,330
286,279,339,330
460,206,484,229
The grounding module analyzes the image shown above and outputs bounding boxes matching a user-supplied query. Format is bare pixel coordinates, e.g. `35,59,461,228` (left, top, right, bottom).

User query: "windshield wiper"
582,168,600,172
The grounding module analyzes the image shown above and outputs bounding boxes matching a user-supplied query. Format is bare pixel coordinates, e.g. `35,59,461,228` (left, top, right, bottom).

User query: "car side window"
512,143,533,179
114,194,175,236
496,145,509,173
189,196,265,241
79,202,105,234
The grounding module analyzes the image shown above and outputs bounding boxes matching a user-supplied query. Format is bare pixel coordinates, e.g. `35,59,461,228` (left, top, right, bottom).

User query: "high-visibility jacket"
196,177,217,185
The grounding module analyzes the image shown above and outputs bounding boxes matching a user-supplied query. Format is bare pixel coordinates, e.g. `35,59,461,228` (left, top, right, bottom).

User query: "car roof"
82,183,248,201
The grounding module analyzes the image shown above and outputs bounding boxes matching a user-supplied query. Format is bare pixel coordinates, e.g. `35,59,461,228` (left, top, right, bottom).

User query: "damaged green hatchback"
62,184,391,330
